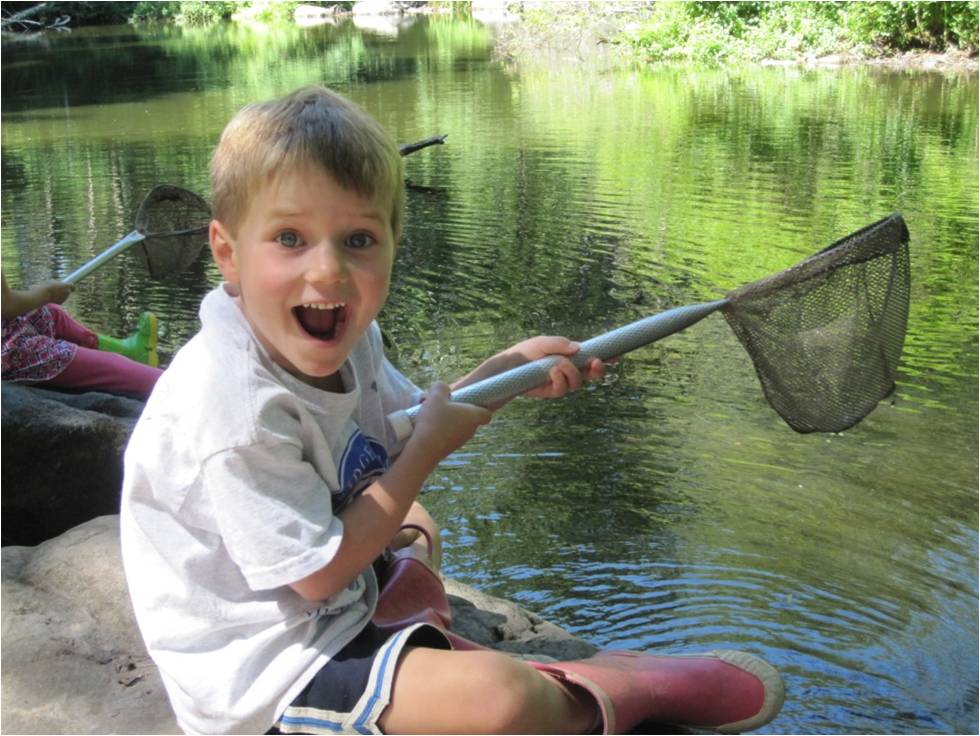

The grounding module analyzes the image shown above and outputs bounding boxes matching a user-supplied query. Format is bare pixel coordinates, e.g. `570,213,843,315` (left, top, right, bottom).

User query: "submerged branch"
1,3,48,26
1,3,71,35
399,134,448,157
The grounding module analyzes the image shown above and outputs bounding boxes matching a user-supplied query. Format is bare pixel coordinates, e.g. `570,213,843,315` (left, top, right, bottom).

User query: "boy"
121,86,784,734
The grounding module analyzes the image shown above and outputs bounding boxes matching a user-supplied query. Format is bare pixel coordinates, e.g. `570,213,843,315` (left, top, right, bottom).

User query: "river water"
2,16,977,734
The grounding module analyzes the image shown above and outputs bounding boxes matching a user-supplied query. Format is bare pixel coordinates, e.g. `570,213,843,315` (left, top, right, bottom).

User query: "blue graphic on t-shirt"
334,430,390,511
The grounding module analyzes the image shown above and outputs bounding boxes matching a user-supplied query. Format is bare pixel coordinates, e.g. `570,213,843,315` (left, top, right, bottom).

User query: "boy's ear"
209,220,239,285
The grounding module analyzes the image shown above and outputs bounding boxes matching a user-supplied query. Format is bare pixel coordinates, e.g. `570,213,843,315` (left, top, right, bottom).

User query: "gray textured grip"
388,299,727,440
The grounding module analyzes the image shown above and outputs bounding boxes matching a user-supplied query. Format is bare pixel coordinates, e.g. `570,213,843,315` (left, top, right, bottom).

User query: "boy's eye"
275,231,304,248
347,232,376,250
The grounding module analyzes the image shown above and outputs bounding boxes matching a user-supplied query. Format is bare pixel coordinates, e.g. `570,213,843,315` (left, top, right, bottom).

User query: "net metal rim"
724,213,909,304
134,184,213,237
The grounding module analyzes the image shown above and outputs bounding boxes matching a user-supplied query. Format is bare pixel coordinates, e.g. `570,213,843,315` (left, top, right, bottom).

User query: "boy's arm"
1,274,74,321
451,335,607,410
290,338,604,601
289,383,490,602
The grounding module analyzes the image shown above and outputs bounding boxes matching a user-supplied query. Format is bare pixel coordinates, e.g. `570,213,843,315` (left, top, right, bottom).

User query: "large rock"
1,384,144,547
2,515,597,735
1,516,175,734
444,578,598,661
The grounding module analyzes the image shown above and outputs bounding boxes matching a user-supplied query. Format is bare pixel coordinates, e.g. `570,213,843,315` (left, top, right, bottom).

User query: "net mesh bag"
134,185,212,279
722,214,910,433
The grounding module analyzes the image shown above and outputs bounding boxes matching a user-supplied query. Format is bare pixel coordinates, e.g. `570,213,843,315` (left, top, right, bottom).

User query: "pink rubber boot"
531,649,785,734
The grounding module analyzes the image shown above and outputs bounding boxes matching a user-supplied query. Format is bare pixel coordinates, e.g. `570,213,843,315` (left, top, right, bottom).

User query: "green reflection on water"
2,18,976,734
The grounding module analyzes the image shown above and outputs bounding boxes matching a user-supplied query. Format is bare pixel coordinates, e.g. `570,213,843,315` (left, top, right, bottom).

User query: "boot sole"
707,650,785,733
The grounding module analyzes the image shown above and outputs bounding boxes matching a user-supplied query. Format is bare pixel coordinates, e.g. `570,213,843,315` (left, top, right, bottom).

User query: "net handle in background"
387,300,728,441
64,230,146,285
63,185,210,285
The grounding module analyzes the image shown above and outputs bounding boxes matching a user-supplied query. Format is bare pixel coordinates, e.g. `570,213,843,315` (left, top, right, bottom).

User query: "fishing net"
722,214,911,433
134,185,212,280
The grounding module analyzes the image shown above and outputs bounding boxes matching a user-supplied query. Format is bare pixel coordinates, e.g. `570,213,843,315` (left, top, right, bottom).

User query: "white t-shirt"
120,284,422,734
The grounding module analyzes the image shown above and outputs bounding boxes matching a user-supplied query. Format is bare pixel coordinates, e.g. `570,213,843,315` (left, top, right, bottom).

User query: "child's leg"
96,311,159,367
382,647,785,735
380,647,596,735
391,501,442,571
45,303,98,348
46,303,158,367
45,345,161,398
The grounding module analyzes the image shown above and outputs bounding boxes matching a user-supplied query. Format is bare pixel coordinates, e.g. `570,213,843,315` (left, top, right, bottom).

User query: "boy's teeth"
296,303,342,338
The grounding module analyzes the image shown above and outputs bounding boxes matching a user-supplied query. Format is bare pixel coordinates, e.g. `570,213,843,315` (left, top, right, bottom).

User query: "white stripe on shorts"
276,624,426,735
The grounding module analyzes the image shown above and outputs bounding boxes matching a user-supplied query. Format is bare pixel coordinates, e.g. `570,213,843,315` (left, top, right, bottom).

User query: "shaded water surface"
2,18,977,734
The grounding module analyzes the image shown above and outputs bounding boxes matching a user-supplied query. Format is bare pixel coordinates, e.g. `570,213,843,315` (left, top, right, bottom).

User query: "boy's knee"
399,502,442,567
404,501,438,535
469,657,541,733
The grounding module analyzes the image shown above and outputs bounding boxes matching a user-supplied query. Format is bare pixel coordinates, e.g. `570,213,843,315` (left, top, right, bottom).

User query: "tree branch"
399,134,448,157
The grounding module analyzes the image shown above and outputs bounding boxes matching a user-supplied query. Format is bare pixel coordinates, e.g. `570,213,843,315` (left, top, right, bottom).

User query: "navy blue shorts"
268,622,450,735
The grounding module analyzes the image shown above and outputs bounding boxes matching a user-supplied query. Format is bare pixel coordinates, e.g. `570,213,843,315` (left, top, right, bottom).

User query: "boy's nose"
305,243,348,284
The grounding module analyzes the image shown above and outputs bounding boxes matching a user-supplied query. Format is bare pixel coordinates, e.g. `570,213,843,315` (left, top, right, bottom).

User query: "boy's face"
210,167,395,390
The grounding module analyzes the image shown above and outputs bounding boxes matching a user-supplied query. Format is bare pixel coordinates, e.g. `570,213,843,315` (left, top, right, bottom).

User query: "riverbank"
490,0,979,73
766,48,978,72
6,0,978,74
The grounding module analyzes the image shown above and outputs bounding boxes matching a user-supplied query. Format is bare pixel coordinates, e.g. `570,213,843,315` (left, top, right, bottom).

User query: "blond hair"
210,86,405,240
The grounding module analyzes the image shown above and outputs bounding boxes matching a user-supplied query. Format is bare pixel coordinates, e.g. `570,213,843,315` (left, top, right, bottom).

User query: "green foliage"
428,0,472,17
623,3,724,62
130,1,236,25
131,2,181,23
843,1,979,51
686,1,772,37
948,2,980,49
127,1,350,27
174,1,238,25
235,1,303,24
616,1,980,64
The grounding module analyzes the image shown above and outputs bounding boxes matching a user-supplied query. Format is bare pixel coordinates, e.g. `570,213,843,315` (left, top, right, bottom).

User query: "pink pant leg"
46,345,161,398
46,303,99,348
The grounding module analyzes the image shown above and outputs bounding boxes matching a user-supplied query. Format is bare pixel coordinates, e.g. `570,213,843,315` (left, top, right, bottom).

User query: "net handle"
63,185,209,285
64,230,145,285
387,300,727,441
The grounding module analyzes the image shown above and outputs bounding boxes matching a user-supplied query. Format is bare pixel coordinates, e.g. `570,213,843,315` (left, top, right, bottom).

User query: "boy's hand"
406,381,491,468
506,336,607,400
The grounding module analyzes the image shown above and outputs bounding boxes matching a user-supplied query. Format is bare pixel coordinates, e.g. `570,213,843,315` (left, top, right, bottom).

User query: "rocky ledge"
1,383,145,547
1,384,597,734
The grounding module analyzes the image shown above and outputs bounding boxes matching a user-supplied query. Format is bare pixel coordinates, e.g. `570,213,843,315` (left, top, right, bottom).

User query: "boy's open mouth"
294,303,346,341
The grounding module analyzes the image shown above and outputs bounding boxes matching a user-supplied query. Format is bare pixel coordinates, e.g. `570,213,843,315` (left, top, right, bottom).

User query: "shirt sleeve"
201,441,344,592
